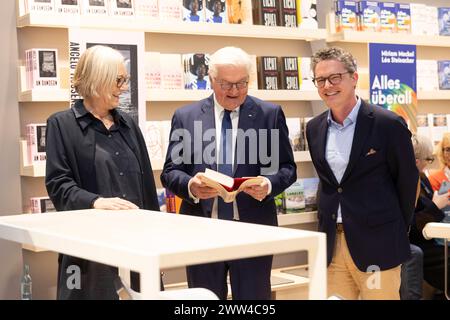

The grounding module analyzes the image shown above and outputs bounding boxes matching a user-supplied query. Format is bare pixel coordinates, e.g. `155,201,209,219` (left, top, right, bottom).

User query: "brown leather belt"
336,223,344,233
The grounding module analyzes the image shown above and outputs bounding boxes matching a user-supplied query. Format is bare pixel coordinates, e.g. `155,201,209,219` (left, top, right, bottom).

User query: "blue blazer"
306,100,419,271
161,95,297,226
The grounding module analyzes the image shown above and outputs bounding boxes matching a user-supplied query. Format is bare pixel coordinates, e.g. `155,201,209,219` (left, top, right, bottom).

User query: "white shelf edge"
418,90,450,100
278,211,318,227
19,140,45,177
327,30,450,47
17,13,326,41
22,243,48,253
19,89,70,102
147,89,321,102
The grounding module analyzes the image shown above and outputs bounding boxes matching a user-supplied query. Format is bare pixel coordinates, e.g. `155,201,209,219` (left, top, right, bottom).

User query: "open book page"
198,169,264,203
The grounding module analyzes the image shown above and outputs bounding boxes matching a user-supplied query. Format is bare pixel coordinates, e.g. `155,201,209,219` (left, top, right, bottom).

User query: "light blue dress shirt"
326,98,361,223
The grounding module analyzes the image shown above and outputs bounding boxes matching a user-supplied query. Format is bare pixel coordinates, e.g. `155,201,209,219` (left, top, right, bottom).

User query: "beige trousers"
327,227,401,300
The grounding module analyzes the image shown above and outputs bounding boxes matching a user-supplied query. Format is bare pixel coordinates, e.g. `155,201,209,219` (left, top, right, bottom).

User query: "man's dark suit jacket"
306,99,418,271
161,95,296,226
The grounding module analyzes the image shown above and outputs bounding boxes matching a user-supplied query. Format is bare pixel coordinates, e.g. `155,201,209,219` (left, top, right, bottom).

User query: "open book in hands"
198,168,265,203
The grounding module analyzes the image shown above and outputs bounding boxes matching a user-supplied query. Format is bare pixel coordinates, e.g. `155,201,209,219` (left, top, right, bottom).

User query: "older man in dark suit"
161,46,296,300
306,46,418,299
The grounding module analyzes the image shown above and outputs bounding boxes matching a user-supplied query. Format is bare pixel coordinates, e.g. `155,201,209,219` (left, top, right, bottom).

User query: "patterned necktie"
218,110,233,220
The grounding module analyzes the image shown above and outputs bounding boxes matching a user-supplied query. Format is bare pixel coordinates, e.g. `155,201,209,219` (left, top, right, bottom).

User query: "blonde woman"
45,45,160,299
428,132,450,192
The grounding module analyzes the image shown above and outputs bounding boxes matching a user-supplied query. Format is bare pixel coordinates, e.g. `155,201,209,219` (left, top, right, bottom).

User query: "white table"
423,222,450,300
0,209,326,299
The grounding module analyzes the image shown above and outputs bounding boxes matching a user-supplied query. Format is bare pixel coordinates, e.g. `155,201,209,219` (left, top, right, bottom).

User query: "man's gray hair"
411,134,433,161
311,46,358,76
209,46,252,78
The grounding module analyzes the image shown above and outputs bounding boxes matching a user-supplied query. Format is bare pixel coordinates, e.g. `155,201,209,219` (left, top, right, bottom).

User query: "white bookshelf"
278,211,318,227
147,89,321,102
328,30,450,47
17,13,326,41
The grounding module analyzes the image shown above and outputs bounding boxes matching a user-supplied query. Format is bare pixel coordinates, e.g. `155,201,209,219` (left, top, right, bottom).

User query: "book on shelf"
226,0,252,24
252,0,278,26
156,188,167,212
30,197,56,213
183,53,211,90
438,7,450,36
159,0,183,20
160,54,184,89
55,0,80,15
198,168,264,203
379,2,397,33
431,114,450,145
416,114,431,141
297,0,318,29
303,177,319,212
257,56,279,90
144,52,161,90
274,192,285,215
438,60,450,90
357,1,381,32
286,117,305,152
82,0,109,16
134,0,159,18
144,120,171,161
417,60,439,92
25,48,59,90
245,54,258,90
26,123,47,164
334,0,358,32
396,3,411,33
110,0,135,17
182,0,205,22
23,0,55,14
277,0,297,28
298,56,314,91
283,179,305,213
205,0,227,23
279,56,299,90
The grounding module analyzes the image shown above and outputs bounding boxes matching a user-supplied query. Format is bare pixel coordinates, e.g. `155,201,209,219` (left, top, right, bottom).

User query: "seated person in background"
428,132,450,191
409,134,450,297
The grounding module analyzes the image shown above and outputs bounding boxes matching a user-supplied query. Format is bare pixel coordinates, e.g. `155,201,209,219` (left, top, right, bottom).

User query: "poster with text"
68,28,146,130
369,43,417,132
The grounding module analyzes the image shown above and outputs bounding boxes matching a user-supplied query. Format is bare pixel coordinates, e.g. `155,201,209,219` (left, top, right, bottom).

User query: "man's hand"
432,191,450,209
189,173,219,200
243,179,269,202
93,197,139,210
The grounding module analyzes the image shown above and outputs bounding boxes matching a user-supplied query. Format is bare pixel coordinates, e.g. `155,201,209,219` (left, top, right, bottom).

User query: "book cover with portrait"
25,48,59,89
226,0,252,24
82,0,109,16
55,0,80,15
205,0,227,23
111,0,135,17
183,53,211,90
182,0,205,22
26,123,47,164
438,60,450,90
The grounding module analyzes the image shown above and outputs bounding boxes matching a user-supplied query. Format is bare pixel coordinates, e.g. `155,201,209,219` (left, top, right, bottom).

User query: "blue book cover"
369,43,417,130
437,60,450,90
436,181,450,246
438,7,450,36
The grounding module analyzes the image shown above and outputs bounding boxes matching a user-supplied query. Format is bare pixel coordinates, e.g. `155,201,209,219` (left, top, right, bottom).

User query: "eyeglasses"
216,79,249,91
423,157,435,164
443,147,450,153
312,72,351,88
116,75,130,88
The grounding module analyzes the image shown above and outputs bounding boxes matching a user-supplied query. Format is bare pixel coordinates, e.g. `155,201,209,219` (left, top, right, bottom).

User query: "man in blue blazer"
306,47,418,299
161,47,296,300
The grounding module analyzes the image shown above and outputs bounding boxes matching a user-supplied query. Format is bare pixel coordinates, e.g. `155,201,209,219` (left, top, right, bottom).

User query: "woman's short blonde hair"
435,132,450,168
411,134,433,160
73,45,124,98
